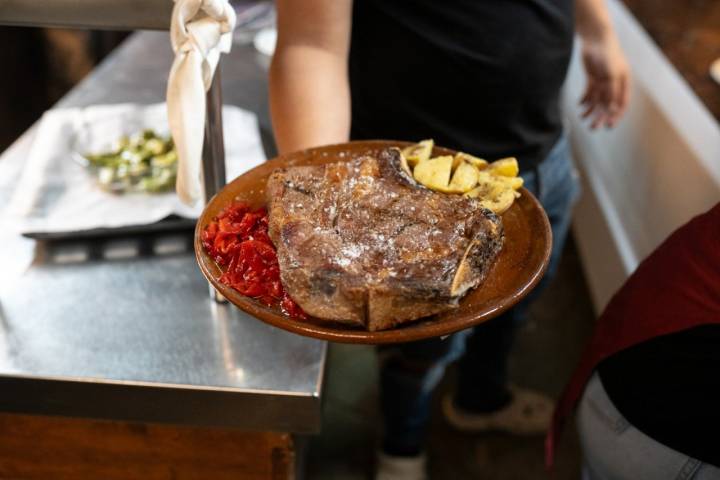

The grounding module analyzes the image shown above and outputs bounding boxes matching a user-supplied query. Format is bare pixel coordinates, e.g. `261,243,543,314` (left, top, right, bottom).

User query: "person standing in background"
269,1,630,478
548,203,720,479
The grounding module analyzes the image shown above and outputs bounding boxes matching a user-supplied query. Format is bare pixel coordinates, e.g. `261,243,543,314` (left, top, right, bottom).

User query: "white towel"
167,0,236,206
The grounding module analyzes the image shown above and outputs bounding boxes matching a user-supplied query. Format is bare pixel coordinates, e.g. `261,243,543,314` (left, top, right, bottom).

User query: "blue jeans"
579,373,720,479
380,135,581,455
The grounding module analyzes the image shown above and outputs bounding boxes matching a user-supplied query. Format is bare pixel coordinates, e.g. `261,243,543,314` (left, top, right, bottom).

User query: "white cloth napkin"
3,103,265,234
167,0,237,206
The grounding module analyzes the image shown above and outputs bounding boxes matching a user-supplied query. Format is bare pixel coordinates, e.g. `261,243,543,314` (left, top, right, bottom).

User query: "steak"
266,148,504,331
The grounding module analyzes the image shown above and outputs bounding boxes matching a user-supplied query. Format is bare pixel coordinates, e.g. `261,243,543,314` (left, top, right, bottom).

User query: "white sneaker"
442,385,554,436
375,451,427,480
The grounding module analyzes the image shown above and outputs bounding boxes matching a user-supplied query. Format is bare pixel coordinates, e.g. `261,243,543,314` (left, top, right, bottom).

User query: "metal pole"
203,63,228,303
202,64,227,203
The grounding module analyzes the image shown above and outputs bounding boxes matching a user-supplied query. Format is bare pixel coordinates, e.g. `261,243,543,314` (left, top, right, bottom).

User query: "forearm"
269,47,350,154
269,0,353,154
575,0,615,41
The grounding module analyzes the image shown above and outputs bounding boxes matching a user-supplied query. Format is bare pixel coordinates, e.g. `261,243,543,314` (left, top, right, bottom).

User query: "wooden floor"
0,413,294,480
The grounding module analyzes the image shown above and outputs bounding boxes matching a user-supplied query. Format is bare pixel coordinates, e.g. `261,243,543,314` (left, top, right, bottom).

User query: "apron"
546,202,720,468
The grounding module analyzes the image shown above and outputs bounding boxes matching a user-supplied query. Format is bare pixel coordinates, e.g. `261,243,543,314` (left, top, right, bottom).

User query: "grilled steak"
266,148,504,331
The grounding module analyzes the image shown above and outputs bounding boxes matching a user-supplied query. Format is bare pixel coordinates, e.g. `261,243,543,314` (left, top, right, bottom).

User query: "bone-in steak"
266,148,504,331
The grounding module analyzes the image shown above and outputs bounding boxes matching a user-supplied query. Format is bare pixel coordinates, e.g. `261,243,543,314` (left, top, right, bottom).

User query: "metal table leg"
202,63,228,303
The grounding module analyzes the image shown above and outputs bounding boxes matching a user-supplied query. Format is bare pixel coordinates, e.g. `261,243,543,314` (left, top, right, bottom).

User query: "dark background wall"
0,27,127,151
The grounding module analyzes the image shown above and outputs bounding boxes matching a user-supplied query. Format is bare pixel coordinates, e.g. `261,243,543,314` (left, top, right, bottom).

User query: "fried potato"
401,139,522,214
402,139,434,167
454,152,488,170
487,157,519,177
478,188,516,214
477,171,524,190
464,185,488,199
445,160,479,193
465,171,520,214
501,176,524,190
413,155,453,191
464,180,499,199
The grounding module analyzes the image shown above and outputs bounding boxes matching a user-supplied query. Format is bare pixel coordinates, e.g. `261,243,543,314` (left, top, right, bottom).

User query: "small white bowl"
253,27,277,57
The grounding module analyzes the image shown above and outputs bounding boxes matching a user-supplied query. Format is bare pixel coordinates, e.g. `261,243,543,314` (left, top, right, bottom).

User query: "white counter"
563,0,720,313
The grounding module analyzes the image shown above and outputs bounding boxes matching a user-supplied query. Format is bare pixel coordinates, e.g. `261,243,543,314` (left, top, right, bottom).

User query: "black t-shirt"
349,0,574,170
598,325,720,466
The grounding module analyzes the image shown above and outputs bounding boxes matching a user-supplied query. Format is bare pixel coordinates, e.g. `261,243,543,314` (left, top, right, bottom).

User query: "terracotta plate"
195,141,552,344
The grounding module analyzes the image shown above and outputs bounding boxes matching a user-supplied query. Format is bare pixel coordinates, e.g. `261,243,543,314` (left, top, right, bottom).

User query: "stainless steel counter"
0,32,326,433
0,0,173,30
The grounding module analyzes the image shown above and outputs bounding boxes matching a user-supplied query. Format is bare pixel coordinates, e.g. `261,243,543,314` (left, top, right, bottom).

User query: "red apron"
546,202,720,468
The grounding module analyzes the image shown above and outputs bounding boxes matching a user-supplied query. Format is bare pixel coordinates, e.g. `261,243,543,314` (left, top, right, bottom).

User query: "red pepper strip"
203,202,306,319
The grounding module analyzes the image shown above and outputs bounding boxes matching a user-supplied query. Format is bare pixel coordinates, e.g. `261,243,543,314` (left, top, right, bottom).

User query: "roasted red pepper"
203,202,307,320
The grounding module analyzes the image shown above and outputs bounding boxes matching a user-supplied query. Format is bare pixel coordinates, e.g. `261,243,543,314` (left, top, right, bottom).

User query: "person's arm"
269,0,353,154
575,0,631,129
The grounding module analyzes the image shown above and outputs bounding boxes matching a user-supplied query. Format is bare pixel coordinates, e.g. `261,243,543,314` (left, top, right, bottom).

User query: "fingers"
580,75,605,121
591,78,610,129
607,74,630,127
580,84,599,119
579,79,610,130
596,76,618,129
579,71,630,130
579,83,594,109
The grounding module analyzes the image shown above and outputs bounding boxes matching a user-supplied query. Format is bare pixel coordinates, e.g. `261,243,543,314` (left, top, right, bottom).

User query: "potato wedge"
402,139,434,167
413,155,453,191
477,171,523,190
487,157,519,177
454,152,488,170
445,161,479,193
479,188,516,214
464,184,492,199
465,171,520,214
499,176,524,190
465,176,501,197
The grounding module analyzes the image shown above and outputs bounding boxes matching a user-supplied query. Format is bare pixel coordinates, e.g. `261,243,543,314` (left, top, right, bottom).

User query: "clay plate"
195,141,552,344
